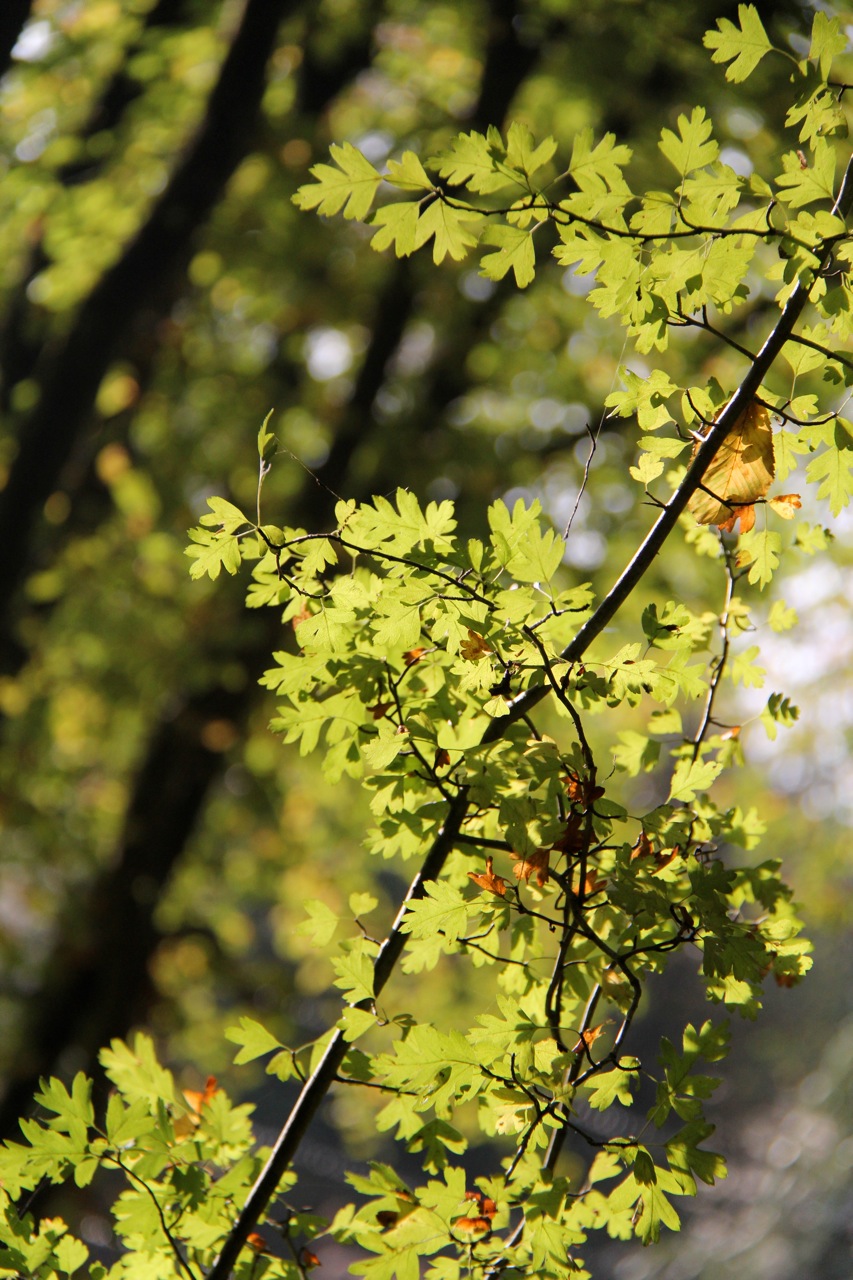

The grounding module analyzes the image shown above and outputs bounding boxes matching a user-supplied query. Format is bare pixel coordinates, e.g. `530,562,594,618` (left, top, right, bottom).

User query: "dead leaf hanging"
687,400,775,533
468,855,508,896
512,847,550,886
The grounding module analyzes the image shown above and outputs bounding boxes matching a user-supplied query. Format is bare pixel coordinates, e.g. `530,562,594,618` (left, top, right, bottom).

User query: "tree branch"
206,152,853,1278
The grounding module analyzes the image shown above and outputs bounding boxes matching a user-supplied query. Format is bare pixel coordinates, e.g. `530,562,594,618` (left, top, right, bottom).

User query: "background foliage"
0,2,852,1278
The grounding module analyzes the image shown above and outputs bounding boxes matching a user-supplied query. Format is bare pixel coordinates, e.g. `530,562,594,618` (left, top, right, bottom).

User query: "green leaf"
370,202,420,257
339,1007,378,1042
809,11,847,80
332,939,379,1003
659,107,718,177
293,141,382,220
430,131,507,194
739,530,782,588
504,121,557,177
297,899,340,946
775,138,837,208
585,1061,639,1110
185,527,242,580
385,150,434,192
480,224,537,288
99,1033,179,1109
414,198,481,263
363,723,409,770
768,599,797,632
703,5,773,82
350,892,379,917
569,128,632,193
400,881,477,946
257,409,275,461
54,1234,89,1275
668,757,724,803
805,423,853,514
225,1017,283,1064
605,368,678,431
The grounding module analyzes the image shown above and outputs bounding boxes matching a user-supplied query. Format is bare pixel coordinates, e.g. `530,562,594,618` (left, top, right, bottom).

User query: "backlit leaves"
703,5,773,82
294,141,382,219
26,8,853,1278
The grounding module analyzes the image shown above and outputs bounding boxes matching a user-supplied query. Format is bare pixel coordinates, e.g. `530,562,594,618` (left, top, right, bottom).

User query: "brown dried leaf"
513,847,550,886
552,812,586,855
572,1021,609,1054
460,628,492,661
468,855,508,897
183,1075,217,1116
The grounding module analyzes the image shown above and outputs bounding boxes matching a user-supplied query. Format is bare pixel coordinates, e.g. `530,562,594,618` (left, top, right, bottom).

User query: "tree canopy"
0,3,851,1279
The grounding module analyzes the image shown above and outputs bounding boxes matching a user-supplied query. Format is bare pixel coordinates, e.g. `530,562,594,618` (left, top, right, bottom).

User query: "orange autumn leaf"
631,831,654,861
581,869,608,896
572,1021,609,1054
464,1191,496,1218
403,646,427,666
291,601,312,630
368,700,392,720
468,855,508,897
460,628,492,661
767,493,802,519
687,400,775,533
562,771,604,806
464,1191,497,1216
246,1233,269,1254
720,502,756,534
563,770,584,802
433,747,451,770
183,1075,217,1116
455,1216,492,1236
300,1247,321,1268
513,847,550,887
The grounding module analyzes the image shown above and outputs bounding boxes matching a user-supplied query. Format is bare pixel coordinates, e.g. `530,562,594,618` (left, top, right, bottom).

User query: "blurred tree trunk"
0,0,554,1138
0,0,32,81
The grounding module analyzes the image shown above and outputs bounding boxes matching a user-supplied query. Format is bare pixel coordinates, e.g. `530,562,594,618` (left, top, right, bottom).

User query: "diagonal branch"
206,152,853,1280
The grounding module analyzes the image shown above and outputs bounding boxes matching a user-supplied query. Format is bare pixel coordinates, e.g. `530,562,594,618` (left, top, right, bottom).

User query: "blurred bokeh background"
0,0,851,1273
